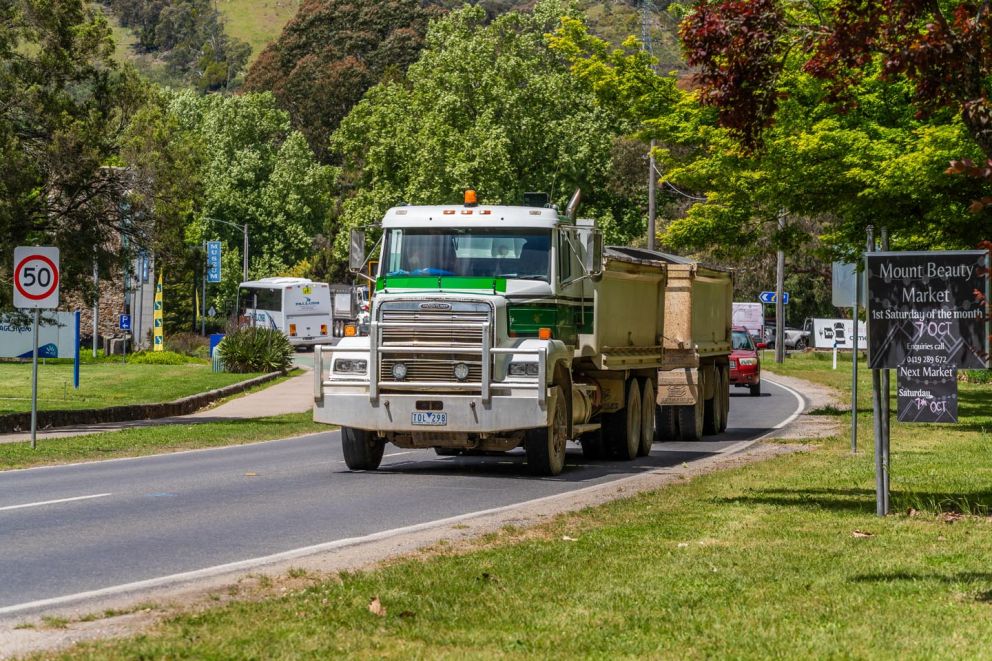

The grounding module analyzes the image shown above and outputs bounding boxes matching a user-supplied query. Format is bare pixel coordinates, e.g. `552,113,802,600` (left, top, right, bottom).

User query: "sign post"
13,247,60,449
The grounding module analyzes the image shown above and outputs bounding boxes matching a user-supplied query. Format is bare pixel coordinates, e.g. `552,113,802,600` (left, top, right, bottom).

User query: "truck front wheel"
341,426,385,470
525,386,568,476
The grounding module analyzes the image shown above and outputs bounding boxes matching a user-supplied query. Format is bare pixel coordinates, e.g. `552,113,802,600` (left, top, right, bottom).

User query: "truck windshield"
383,228,551,281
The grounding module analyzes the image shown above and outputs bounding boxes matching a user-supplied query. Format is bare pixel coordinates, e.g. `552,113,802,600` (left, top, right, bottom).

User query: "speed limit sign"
13,246,60,309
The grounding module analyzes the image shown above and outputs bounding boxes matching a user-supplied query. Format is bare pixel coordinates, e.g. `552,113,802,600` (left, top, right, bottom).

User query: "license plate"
411,411,447,426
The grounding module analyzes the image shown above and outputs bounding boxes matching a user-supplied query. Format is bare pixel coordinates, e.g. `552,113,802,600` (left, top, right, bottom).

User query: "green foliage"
165,332,210,358
0,0,148,309
128,350,199,365
218,327,294,374
330,2,655,265
244,0,441,160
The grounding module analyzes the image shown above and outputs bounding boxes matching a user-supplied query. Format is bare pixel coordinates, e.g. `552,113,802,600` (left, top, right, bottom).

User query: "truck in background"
313,191,732,476
329,284,370,337
732,302,764,341
239,277,332,349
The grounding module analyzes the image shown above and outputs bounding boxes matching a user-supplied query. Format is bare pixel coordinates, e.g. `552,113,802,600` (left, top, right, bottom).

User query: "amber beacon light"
464,189,478,206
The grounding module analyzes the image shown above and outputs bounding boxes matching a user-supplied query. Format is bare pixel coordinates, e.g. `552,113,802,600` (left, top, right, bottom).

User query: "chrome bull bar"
313,326,547,406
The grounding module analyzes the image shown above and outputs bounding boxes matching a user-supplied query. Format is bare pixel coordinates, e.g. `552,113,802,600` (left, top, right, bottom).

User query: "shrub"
217,327,293,373
128,351,197,365
166,332,210,357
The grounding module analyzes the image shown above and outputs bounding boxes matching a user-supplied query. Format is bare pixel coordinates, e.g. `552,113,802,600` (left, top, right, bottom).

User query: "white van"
238,278,332,349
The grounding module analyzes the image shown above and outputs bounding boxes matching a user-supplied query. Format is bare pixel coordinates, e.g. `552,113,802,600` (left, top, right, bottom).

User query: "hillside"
102,0,686,79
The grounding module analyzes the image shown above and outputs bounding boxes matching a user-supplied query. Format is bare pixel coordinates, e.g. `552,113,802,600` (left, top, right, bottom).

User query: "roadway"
0,379,803,617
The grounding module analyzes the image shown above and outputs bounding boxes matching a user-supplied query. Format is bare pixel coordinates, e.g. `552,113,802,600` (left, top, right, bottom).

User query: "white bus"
238,277,332,349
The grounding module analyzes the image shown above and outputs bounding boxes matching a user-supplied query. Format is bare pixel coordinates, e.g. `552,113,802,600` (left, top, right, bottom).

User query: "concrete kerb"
0,370,286,434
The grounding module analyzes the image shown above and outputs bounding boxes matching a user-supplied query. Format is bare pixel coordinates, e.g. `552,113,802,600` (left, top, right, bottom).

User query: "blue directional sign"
206,241,222,283
119,314,131,331
759,291,790,305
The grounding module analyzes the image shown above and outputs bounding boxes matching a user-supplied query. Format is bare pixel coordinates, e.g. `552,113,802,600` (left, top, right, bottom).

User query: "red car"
730,326,761,396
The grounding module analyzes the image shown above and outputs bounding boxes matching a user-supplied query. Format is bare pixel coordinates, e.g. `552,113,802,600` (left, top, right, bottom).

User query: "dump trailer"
313,193,670,476
651,251,733,442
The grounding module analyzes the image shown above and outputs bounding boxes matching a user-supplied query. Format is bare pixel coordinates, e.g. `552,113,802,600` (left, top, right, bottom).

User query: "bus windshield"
382,228,551,282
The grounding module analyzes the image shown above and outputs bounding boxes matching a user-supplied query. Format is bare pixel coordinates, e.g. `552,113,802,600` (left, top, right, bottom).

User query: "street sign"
831,261,866,308
206,241,222,283
119,314,131,332
897,365,958,423
866,251,989,370
759,291,789,305
13,247,60,309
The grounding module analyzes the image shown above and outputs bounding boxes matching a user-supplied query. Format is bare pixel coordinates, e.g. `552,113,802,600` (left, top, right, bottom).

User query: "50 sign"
13,247,60,309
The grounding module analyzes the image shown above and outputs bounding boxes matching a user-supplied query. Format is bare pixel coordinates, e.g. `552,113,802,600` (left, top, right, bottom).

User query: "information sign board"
759,291,789,305
119,314,131,332
897,365,958,423
832,261,865,308
811,319,867,350
866,251,989,369
206,241,222,283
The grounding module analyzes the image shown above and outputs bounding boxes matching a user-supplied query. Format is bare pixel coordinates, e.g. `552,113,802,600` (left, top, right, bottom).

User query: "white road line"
0,493,112,512
0,381,809,617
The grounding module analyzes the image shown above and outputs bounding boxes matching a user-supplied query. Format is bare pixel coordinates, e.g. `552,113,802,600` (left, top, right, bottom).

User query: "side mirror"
584,231,603,278
349,229,366,273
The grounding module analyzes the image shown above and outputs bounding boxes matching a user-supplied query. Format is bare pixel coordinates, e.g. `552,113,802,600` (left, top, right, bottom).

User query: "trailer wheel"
341,426,385,470
719,365,730,433
638,378,655,456
525,386,568,476
655,405,678,441
605,379,641,460
703,386,721,436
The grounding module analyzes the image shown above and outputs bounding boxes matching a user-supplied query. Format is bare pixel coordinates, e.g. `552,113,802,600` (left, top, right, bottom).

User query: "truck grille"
379,309,489,347
376,303,491,388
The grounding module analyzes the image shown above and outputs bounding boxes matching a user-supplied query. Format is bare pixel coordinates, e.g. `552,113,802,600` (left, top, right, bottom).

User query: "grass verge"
48,354,992,658
0,412,325,471
0,363,265,414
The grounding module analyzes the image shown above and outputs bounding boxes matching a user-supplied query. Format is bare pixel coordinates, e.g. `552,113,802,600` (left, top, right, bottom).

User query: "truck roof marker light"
443,209,456,215
464,189,478,206
461,209,473,215
529,210,541,216
480,209,491,215
538,327,552,340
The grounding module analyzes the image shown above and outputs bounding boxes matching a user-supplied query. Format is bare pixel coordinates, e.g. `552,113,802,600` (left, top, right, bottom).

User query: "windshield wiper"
495,274,547,281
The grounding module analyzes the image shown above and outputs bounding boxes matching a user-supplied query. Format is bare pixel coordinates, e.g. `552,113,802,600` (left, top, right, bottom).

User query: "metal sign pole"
866,225,885,516
851,263,860,454
775,213,786,364
30,308,40,449
880,227,891,514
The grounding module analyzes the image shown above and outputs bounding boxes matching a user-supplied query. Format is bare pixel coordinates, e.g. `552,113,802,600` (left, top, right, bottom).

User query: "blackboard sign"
866,251,989,370
897,365,958,423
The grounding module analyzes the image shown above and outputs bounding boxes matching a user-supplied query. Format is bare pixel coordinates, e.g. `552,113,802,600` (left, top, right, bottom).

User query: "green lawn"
0,412,324,470
51,353,992,658
0,362,264,414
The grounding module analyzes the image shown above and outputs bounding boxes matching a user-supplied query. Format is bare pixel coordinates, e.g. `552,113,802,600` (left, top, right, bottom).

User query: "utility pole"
641,0,657,250
775,212,785,364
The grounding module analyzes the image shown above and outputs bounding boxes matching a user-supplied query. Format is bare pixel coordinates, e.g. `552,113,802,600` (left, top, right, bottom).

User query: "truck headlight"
392,362,408,380
508,362,539,377
334,359,367,373
738,358,758,366
453,362,470,381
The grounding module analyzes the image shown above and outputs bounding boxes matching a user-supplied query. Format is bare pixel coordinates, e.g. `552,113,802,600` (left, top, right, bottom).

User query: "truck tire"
719,365,730,433
655,405,678,441
341,426,385,470
678,401,704,442
434,447,460,456
638,378,655,456
704,371,722,436
749,382,761,397
605,378,641,460
525,386,568,476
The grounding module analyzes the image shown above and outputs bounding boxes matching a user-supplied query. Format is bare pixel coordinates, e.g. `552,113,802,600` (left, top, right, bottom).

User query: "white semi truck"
313,192,731,475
